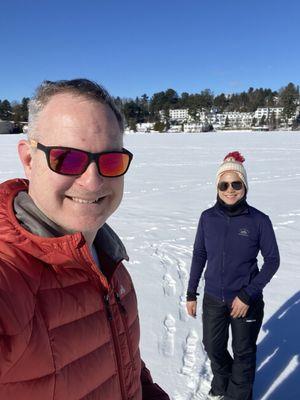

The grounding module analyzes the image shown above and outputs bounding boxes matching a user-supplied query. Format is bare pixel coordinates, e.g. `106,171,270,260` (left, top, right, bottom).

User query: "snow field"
113,132,300,400
1,132,299,399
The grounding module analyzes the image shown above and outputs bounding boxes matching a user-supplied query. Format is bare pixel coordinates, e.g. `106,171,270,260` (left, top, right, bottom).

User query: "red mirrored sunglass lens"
49,148,131,176
99,153,130,177
49,148,88,174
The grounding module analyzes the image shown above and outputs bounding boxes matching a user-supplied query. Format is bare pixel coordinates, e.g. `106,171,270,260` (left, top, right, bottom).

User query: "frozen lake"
1,131,299,399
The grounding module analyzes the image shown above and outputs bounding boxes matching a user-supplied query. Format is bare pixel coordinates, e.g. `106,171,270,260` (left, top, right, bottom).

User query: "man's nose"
76,161,104,191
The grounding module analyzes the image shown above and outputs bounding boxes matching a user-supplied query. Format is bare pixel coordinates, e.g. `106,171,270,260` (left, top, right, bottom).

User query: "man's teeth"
70,197,101,204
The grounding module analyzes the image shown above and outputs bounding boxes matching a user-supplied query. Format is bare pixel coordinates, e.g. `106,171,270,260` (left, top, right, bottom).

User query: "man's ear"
18,140,33,180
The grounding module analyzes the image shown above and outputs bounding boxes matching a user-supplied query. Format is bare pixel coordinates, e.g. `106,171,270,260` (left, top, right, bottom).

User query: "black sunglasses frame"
218,181,244,192
30,140,133,177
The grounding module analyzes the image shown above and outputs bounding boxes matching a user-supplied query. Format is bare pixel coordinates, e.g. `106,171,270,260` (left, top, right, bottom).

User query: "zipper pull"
115,292,127,314
104,294,113,320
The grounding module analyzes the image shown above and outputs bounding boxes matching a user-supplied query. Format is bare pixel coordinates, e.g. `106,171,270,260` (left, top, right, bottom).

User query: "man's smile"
65,195,106,204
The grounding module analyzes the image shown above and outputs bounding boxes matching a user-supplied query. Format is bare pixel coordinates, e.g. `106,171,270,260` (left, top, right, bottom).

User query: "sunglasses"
30,140,133,177
218,181,243,191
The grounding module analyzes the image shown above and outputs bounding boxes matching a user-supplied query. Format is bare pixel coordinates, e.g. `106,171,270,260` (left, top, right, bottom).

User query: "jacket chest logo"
238,228,250,237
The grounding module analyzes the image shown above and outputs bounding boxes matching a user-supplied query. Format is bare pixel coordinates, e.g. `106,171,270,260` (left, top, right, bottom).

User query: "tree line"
0,97,29,132
1,83,299,132
120,82,299,130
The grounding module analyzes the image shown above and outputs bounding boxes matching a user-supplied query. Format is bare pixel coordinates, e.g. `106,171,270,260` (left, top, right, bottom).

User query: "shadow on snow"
254,291,300,400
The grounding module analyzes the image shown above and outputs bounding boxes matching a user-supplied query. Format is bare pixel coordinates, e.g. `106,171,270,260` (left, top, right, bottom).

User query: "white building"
254,107,284,120
169,109,189,121
160,109,189,122
158,105,300,130
136,122,155,132
168,125,183,133
0,120,14,134
184,123,205,132
223,112,252,127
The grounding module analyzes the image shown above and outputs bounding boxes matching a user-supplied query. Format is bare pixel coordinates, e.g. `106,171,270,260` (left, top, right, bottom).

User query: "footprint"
192,348,212,400
177,261,188,286
161,314,176,357
181,331,213,399
181,330,199,376
172,391,184,400
181,330,202,394
163,273,177,296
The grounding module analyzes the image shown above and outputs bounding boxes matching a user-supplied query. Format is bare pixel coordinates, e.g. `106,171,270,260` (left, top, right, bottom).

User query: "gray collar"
13,191,129,263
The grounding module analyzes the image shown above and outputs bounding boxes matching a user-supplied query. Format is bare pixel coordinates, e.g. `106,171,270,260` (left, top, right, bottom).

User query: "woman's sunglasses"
30,140,133,177
218,181,243,191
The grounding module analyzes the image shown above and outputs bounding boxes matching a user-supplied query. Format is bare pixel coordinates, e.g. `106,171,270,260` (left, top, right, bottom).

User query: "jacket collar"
0,178,129,265
215,195,249,217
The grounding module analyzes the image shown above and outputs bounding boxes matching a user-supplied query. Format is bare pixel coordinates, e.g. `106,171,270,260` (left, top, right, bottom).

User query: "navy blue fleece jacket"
187,202,280,303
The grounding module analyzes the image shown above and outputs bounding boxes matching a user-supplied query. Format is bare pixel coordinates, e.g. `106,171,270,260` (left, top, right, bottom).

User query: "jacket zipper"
81,244,110,288
104,293,127,400
115,292,136,372
75,244,128,400
221,216,231,302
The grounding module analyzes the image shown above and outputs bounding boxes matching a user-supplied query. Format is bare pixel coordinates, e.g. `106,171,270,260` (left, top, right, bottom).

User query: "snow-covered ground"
1,132,299,400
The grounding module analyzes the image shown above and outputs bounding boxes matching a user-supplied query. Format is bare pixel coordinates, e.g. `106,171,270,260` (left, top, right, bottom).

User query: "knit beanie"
216,151,248,191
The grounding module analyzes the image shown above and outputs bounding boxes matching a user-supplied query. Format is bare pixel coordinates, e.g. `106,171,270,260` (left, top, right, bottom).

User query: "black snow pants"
202,293,264,400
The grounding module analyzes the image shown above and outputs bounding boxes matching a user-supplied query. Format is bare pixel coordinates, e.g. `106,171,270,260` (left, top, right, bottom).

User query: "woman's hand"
186,300,197,318
230,296,249,318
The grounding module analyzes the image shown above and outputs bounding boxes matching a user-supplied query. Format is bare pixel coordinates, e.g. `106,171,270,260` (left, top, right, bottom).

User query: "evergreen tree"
123,100,144,125
225,116,230,128
269,112,277,130
153,121,166,132
199,89,214,110
214,93,228,112
188,107,200,122
0,99,12,120
128,120,137,131
164,89,179,108
114,96,123,111
139,94,150,122
251,117,257,127
260,115,267,126
116,82,299,130
292,113,300,130
11,97,29,123
149,91,167,121
180,92,190,108
163,108,171,130
21,97,29,120
279,82,299,122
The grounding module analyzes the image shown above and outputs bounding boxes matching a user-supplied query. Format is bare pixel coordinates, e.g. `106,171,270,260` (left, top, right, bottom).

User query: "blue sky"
0,0,299,101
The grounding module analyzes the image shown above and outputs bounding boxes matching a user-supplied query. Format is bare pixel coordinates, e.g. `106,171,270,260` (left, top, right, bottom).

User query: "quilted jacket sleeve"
141,360,170,399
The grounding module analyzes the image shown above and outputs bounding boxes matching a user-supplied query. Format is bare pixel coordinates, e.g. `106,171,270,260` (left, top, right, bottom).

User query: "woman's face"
218,171,245,205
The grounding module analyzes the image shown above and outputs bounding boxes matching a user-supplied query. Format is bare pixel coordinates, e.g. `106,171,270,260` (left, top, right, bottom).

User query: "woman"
186,152,280,400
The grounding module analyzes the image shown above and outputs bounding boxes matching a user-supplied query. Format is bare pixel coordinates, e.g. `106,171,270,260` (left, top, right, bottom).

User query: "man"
0,79,169,400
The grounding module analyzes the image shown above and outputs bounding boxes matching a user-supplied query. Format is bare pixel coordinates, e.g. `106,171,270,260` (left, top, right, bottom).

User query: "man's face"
20,93,124,238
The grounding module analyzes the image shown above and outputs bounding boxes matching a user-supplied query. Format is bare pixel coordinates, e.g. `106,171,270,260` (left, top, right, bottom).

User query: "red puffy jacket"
0,179,169,400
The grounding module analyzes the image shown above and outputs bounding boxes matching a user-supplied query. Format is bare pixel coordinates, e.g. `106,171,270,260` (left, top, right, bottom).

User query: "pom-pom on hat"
216,151,248,191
